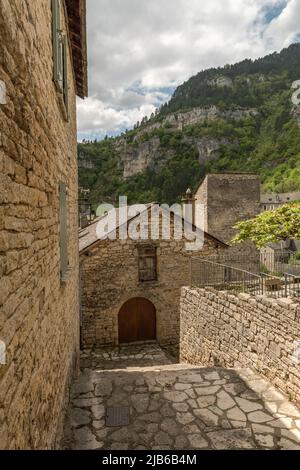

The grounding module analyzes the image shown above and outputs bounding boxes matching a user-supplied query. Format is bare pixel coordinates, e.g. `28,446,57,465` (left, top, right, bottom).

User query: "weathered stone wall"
180,287,300,403
80,214,223,348
195,173,261,244
0,1,80,449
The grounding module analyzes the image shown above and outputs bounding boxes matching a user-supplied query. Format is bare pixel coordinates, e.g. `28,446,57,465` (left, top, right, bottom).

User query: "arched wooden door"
118,298,156,344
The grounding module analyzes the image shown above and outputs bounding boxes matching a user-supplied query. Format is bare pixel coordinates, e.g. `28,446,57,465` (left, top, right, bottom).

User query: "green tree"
231,203,300,248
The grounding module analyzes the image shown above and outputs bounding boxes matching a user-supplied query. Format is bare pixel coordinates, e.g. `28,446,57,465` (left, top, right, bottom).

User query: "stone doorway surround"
61,343,300,450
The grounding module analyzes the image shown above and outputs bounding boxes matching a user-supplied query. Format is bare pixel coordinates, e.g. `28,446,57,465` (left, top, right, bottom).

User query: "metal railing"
205,251,300,277
283,273,300,298
260,251,300,277
191,258,300,299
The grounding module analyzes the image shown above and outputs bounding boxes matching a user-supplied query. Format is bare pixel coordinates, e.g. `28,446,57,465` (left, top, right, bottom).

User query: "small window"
59,182,69,282
138,246,157,282
52,0,69,117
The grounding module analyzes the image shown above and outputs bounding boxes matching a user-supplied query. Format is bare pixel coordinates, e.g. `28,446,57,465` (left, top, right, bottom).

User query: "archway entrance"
118,298,156,344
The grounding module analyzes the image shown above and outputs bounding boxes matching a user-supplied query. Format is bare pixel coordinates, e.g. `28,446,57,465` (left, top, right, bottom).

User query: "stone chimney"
181,188,196,226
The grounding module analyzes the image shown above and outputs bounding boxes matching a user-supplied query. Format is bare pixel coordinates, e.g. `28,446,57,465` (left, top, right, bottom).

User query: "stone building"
193,173,261,272
0,0,87,449
194,173,261,245
260,192,300,266
79,205,226,348
261,191,300,212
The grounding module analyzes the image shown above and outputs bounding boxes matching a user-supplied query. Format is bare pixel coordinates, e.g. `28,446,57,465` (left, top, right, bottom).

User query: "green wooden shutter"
59,182,69,281
62,35,69,117
52,0,63,91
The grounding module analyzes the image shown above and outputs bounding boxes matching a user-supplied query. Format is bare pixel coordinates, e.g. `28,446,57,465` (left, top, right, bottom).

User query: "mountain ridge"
78,43,300,206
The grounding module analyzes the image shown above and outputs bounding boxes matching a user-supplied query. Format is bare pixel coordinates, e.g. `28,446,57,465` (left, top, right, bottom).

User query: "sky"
77,0,300,141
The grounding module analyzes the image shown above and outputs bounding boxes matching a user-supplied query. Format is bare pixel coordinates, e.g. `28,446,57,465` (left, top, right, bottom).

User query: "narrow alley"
61,343,300,450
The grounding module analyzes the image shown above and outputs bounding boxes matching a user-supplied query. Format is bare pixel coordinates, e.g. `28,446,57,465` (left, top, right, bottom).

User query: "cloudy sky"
77,0,300,141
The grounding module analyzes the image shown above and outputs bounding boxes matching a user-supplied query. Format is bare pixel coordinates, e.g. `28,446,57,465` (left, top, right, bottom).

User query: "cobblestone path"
61,343,300,450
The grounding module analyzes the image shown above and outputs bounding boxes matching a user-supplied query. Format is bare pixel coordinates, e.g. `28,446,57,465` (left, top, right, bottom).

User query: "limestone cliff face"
78,157,96,169
206,76,233,87
117,106,257,178
121,138,162,179
183,136,231,165
135,106,258,139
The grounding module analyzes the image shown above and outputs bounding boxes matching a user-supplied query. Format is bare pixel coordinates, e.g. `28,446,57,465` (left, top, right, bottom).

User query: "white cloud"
78,0,299,140
263,0,300,48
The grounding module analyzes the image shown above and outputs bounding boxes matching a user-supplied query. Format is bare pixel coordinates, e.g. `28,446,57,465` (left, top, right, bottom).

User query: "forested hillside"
78,43,300,206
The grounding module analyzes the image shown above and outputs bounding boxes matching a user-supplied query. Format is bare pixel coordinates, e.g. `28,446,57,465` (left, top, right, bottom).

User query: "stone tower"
194,173,261,245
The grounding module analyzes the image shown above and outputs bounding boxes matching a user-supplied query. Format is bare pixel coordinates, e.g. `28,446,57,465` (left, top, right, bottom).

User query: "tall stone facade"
0,0,87,449
194,173,261,244
79,207,226,348
193,173,261,266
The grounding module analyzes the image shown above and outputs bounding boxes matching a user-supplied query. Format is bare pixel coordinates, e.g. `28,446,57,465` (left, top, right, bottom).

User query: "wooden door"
118,298,156,344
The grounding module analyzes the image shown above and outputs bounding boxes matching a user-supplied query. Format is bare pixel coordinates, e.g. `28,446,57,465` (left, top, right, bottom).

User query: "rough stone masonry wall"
180,287,300,403
0,1,80,449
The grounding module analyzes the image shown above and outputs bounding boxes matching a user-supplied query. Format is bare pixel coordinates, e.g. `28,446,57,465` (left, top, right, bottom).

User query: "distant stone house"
0,0,87,450
261,192,300,212
79,204,227,348
260,193,300,268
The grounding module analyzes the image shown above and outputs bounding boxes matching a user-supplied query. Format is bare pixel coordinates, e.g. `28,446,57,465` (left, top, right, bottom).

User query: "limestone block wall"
180,287,300,403
0,1,80,449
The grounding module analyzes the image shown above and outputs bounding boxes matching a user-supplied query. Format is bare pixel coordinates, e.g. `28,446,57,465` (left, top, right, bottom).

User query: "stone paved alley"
61,343,300,450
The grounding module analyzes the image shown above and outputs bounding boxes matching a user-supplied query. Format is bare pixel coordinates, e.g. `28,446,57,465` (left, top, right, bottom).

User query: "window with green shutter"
59,182,69,282
62,35,69,116
52,0,63,90
52,0,69,117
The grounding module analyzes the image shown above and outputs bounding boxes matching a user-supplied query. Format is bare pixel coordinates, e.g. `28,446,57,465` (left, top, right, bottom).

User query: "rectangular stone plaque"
106,406,130,427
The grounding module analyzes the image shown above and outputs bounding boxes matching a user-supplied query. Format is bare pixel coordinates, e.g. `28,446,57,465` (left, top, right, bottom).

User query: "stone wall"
80,212,224,348
0,1,80,449
180,287,300,403
195,173,261,244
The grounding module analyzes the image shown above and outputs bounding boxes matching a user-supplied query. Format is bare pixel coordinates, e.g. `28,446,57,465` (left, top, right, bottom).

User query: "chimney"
181,188,196,226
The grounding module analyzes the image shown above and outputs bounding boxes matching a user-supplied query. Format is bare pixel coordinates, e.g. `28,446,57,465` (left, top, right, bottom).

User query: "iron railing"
191,258,300,299
205,251,300,277
283,273,300,298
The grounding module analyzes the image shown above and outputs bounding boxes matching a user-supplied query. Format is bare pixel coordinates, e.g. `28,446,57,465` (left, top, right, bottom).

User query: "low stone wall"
180,287,300,403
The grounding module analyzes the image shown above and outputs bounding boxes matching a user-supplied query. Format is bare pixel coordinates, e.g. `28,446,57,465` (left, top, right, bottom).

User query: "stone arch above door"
118,297,156,344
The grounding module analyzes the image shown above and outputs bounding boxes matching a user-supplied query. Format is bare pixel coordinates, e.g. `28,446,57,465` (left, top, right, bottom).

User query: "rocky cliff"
117,106,258,178
78,44,300,205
